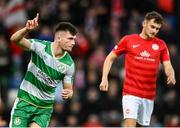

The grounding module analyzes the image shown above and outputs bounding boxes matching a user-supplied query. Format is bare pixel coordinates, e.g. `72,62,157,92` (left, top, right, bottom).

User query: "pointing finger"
35,13,39,22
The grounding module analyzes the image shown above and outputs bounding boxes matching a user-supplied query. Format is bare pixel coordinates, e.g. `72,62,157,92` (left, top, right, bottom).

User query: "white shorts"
122,95,154,126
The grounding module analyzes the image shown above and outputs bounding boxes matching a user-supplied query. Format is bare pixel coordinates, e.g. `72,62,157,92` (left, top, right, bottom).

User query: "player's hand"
99,79,109,91
61,89,73,100
25,13,39,31
167,75,176,86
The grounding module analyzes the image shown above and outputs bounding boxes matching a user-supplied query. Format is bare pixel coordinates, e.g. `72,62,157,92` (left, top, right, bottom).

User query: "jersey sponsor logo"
140,50,150,57
37,69,58,85
14,117,21,125
58,63,67,73
133,44,140,48
152,44,159,50
134,50,155,61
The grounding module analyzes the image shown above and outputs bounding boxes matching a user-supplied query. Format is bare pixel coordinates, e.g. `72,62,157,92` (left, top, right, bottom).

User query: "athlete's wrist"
102,76,108,82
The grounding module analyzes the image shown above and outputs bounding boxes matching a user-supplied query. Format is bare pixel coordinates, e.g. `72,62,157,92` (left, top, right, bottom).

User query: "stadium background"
0,0,180,127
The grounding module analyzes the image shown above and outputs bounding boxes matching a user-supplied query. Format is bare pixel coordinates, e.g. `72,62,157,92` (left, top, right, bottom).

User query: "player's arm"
10,13,39,50
99,51,118,91
61,63,75,100
162,61,176,86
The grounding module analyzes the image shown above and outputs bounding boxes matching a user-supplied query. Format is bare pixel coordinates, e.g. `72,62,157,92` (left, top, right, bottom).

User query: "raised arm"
10,13,39,50
99,51,118,91
162,61,176,86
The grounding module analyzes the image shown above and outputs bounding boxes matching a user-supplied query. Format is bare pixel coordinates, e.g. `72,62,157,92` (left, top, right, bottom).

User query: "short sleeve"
29,39,47,52
160,41,170,63
112,36,127,56
29,39,36,51
63,63,75,84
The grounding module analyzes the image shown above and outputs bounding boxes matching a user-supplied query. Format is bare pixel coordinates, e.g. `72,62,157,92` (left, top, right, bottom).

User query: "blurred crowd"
0,0,180,127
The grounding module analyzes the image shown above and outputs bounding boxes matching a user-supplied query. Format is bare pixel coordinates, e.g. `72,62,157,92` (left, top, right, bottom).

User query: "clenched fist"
61,89,73,100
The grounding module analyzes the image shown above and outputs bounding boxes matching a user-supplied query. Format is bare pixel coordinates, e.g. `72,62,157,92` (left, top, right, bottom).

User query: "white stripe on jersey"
64,63,75,84
31,42,70,73
20,80,55,100
28,62,60,87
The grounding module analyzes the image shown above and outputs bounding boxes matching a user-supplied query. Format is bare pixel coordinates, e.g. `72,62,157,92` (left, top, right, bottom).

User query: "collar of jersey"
51,43,67,59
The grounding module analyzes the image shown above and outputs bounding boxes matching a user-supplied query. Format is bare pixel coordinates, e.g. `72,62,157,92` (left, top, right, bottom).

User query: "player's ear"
55,34,61,41
142,20,146,27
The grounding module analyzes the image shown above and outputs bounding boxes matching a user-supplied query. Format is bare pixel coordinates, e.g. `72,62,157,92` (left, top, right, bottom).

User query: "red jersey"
113,34,170,100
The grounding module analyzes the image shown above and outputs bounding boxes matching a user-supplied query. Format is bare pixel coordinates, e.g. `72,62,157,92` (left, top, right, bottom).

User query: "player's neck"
52,43,65,58
139,32,148,39
139,32,153,40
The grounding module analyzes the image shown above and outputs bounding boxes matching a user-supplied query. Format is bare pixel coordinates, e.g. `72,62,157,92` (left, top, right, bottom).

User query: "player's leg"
123,118,137,127
9,98,30,127
122,95,141,127
137,98,154,126
31,107,53,127
29,122,41,128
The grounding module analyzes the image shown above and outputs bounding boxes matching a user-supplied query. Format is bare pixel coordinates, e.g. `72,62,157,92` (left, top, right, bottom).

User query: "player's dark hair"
145,11,163,24
55,22,78,35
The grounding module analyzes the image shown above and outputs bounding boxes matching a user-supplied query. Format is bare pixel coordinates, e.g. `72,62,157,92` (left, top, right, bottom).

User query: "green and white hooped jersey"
17,39,75,108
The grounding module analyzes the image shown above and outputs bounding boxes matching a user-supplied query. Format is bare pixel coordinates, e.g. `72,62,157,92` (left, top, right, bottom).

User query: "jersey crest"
58,63,67,73
152,44,159,50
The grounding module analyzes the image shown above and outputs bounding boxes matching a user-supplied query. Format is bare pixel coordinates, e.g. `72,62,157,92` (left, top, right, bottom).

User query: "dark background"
0,0,180,127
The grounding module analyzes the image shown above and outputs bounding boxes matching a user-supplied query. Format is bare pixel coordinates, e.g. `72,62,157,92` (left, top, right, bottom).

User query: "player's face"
143,19,161,38
56,31,76,52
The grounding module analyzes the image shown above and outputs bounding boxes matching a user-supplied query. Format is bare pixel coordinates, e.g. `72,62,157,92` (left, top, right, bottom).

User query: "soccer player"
99,11,176,127
9,13,77,127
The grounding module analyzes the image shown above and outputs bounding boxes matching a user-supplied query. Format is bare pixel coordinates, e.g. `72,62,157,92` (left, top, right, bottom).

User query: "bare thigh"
29,122,41,128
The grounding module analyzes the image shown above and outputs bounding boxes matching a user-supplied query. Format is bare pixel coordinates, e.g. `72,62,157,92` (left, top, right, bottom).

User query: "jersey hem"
18,98,53,109
122,92,154,100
